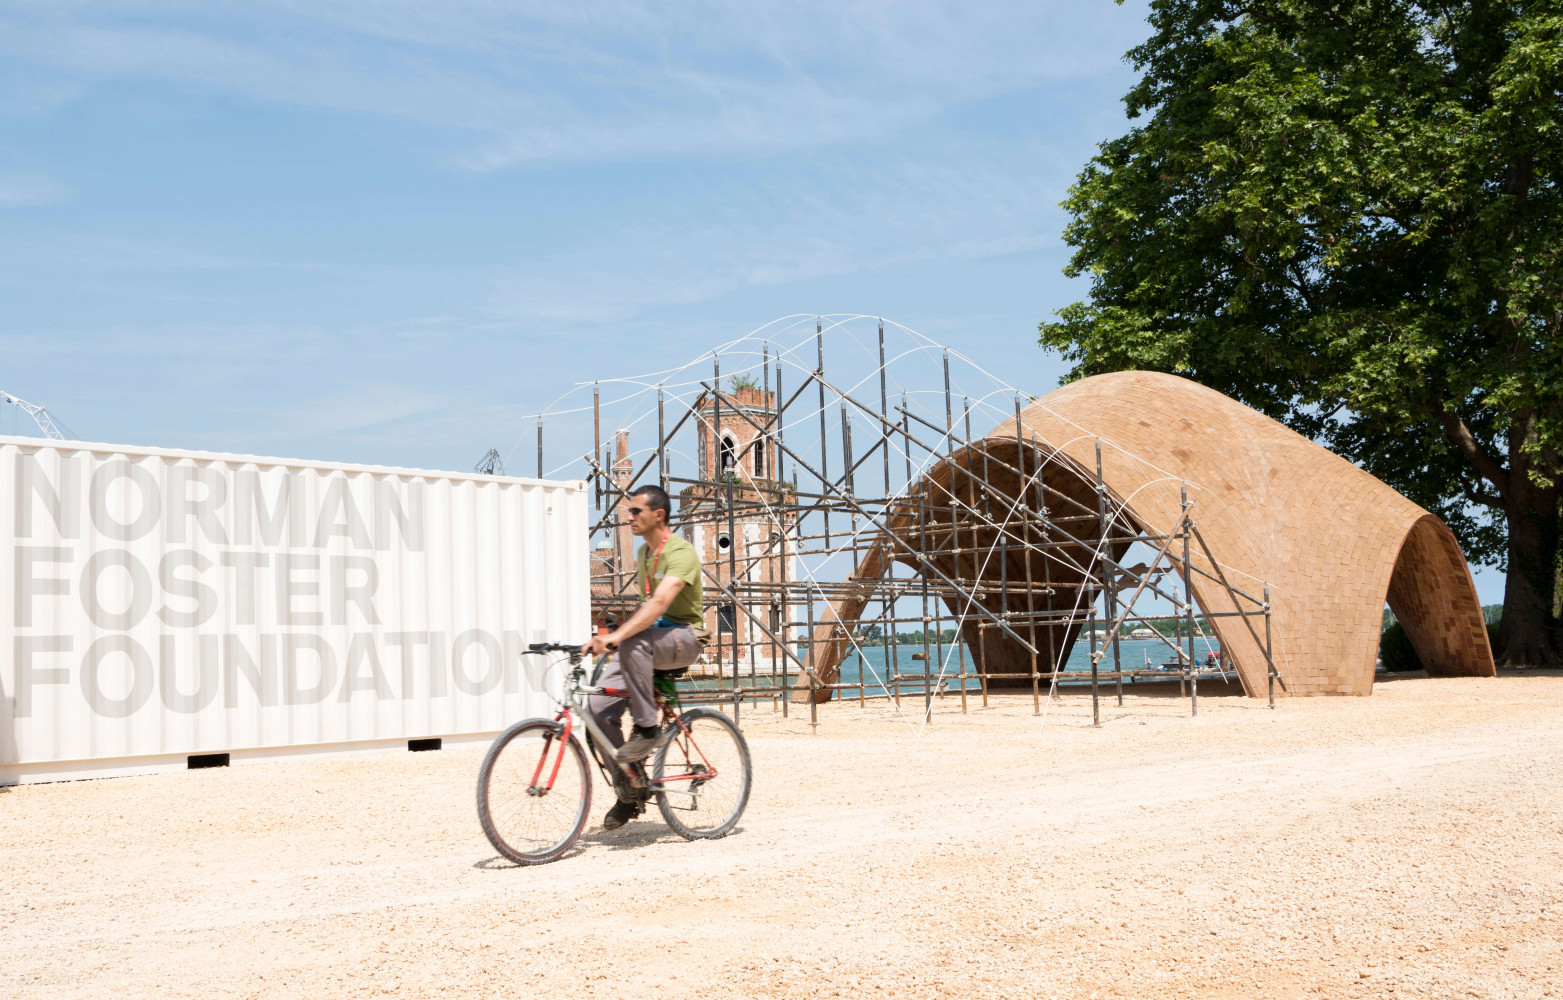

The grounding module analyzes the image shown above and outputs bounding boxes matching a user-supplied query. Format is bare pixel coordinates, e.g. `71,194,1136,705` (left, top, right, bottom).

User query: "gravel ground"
3,673,1561,999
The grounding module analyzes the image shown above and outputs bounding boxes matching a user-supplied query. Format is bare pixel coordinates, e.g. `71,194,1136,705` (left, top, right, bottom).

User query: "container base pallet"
1,731,501,786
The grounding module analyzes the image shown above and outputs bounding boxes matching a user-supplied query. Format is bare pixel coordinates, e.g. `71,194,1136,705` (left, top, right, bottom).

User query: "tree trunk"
1497,478,1562,668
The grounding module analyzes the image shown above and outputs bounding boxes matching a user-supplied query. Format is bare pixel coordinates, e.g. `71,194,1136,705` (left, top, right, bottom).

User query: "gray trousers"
587,625,700,746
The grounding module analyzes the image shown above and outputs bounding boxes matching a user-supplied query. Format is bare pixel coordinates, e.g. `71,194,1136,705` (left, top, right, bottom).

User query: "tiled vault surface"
983,371,1494,696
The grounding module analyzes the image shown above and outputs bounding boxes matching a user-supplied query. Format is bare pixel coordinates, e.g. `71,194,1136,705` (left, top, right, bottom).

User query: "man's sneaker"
602,798,642,830
615,725,662,763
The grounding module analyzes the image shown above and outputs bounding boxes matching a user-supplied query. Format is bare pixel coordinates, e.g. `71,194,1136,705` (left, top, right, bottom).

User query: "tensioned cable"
510,314,1296,715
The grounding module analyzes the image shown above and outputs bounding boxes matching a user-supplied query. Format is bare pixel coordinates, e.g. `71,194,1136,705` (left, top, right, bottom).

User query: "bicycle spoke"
478,721,591,864
653,709,751,838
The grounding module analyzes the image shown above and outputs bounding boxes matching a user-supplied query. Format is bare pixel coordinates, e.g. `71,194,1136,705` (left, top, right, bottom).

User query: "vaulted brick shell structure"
803,371,1493,699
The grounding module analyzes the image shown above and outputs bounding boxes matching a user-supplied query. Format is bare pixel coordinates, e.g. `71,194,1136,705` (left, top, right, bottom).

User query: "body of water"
725,635,1228,692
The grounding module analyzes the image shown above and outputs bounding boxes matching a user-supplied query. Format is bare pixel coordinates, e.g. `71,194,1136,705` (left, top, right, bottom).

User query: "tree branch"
1461,475,1506,508
1321,399,1347,420
1436,403,1509,501
1285,263,1318,312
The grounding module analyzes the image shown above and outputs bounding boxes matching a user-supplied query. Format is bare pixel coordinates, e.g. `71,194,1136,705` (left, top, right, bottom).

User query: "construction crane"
474,448,506,476
1,389,72,440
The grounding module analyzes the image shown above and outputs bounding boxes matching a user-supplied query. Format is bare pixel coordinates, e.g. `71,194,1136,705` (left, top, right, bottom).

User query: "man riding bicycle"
581,484,704,830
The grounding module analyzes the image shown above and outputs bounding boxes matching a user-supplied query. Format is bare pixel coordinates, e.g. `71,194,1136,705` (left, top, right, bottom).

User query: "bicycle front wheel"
477,719,592,865
652,707,752,840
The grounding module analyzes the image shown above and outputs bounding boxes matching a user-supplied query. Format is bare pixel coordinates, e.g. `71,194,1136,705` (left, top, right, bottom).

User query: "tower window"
753,438,765,478
718,604,737,633
718,433,736,475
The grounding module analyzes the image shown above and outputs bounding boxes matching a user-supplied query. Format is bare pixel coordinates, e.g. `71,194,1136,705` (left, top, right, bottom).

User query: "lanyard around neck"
644,532,671,599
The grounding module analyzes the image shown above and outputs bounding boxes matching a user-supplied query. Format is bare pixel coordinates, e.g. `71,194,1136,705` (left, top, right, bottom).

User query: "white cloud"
483,139,1081,322
0,1,1149,166
227,383,448,443
0,134,1085,332
0,172,68,206
0,232,318,271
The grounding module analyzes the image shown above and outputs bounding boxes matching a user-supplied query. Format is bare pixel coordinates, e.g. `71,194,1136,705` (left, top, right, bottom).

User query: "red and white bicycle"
476,642,752,865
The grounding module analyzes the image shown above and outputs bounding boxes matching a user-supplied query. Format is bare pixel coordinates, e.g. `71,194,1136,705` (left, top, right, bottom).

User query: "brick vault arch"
801,371,1493,699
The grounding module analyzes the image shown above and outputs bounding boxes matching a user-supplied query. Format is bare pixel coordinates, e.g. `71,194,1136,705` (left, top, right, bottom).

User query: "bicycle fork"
528,712,577,795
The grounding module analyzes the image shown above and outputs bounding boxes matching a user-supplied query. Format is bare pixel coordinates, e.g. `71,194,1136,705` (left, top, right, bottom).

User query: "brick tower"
678,386,796,673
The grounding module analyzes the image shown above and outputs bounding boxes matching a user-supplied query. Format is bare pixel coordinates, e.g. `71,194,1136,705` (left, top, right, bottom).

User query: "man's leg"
652,625,700,672
615,628,666,729
612,627,691,762
586,659,631,752
586,660,643,829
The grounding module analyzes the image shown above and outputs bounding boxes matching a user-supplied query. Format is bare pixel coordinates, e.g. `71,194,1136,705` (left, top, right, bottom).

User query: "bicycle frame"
524,651,722,797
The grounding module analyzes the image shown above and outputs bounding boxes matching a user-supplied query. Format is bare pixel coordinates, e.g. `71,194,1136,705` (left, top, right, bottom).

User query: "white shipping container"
0,435,589,784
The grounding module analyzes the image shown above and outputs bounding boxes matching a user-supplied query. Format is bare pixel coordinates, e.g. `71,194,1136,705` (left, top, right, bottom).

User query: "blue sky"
0,2,1505,599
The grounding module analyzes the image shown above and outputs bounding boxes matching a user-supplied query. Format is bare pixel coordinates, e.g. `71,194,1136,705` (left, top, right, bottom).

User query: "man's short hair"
632,484,672,522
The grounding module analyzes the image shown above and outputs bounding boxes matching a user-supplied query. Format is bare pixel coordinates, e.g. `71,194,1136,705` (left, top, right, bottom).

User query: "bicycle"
476,642,753,866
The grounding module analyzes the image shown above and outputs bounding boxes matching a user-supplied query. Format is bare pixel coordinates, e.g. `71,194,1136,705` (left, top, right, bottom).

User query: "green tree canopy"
1041,0,1562,666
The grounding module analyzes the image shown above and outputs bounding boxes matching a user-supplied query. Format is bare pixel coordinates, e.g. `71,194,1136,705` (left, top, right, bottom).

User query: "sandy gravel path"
3,674,1561,999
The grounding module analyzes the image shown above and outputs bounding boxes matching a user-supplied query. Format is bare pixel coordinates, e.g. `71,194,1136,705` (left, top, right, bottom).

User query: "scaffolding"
516,315,1276,728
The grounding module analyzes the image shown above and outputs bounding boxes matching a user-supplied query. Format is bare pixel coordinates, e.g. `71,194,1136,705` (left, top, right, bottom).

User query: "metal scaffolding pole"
565,321,1271,728
1183,487,1197,717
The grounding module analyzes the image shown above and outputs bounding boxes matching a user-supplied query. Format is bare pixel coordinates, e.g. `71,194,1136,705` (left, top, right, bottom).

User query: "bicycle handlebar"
526,641,617,654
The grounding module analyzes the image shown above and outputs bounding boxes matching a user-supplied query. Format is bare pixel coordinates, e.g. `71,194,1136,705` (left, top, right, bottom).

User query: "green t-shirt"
636,533,704,627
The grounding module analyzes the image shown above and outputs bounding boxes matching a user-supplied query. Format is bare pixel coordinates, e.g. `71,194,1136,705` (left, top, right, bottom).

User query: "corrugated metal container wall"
0,436,589,783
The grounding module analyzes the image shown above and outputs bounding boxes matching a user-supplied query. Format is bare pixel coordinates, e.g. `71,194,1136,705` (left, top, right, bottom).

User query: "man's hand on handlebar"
581,634,617,658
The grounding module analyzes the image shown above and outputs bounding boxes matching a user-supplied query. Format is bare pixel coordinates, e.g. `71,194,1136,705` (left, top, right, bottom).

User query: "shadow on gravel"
473,842,590,870
474,821,748,870
1496,667,1563,678
1376,667,1563,684
576,822,689,852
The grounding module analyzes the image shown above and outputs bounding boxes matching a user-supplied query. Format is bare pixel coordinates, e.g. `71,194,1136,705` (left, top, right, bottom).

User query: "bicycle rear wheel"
652,707,751,840
477,719,592,865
